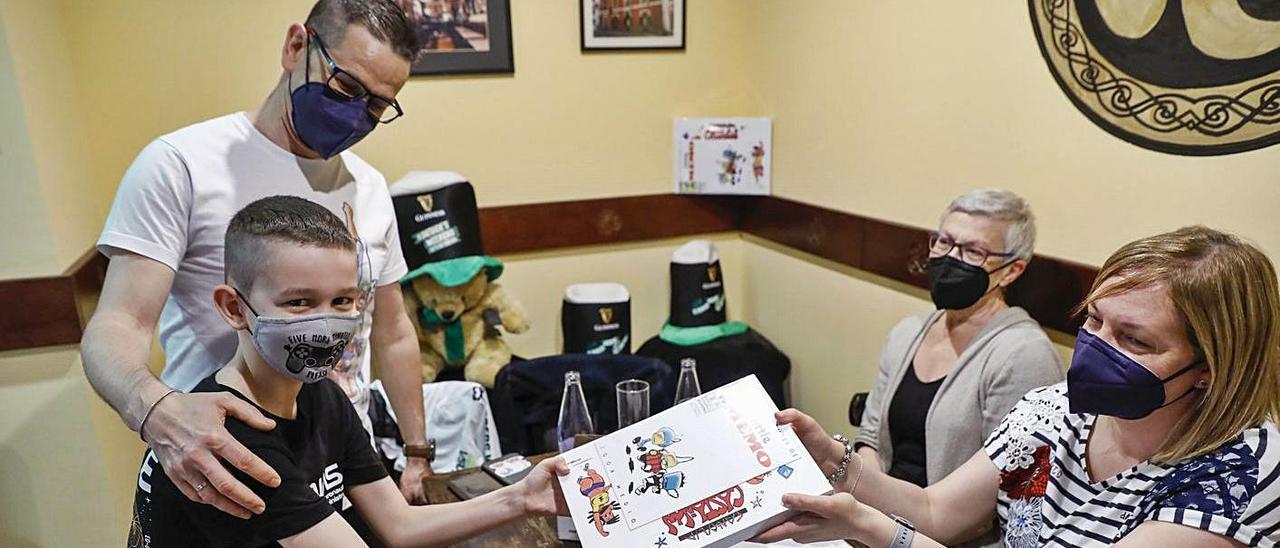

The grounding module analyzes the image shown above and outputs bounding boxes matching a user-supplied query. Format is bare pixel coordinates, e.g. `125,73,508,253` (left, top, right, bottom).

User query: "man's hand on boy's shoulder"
143,391,283,519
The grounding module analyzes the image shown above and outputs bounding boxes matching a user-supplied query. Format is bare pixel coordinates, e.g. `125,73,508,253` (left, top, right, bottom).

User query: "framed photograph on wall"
580,0,685,51
399,0,513,75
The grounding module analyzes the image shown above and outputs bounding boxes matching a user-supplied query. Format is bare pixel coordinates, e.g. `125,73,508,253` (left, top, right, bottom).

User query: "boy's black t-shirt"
129,374,388,547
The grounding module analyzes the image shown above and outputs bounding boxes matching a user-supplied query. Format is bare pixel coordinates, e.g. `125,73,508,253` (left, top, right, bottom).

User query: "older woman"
762,226,1280,547
857,189,1061,503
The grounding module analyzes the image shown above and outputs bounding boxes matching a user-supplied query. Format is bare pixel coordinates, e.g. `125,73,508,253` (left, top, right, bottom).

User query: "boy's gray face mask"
235,289,358,383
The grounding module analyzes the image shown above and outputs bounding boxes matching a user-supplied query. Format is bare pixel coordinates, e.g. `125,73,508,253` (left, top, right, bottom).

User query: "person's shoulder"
300,378,357,418
1157,422,1278,486
1003,383,1070,427
887,311,935,343
307,377,352,403
335,150,387,188
1019,382,1068,404
189,372,225,394
981,309,1063,370
984,383,1068,468
193,374,291,451
156,112,248,151
1143,423,1280,524
985,307,1055,348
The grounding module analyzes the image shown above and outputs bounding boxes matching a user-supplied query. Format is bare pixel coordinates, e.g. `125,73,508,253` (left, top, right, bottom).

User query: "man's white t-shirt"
97,112,407,416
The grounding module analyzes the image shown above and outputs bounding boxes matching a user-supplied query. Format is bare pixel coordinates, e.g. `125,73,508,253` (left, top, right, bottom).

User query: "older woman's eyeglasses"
928,231,1018,266
307,28,404,124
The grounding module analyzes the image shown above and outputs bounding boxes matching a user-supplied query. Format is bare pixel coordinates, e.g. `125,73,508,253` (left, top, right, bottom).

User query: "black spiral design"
1034,0,1280,153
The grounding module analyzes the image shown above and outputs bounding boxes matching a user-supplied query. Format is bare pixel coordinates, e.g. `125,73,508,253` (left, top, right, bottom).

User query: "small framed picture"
400,0,514,75
580,0,685,51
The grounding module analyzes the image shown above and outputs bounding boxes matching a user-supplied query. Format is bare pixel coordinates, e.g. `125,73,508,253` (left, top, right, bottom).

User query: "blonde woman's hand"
753,492,867,544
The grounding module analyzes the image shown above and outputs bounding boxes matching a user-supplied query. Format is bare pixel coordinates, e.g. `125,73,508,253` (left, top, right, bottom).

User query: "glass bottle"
557,370,594,452
674,358,703,405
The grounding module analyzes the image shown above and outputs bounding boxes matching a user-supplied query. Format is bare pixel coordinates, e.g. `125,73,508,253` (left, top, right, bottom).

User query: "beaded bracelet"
828,434,855,485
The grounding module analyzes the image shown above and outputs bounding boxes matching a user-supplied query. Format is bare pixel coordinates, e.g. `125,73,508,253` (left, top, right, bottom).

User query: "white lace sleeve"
983,383,1068,472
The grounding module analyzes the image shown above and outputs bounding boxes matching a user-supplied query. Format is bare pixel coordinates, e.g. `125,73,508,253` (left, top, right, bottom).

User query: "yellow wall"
1,0,104,271
745,0,1280,264
0,4,58,278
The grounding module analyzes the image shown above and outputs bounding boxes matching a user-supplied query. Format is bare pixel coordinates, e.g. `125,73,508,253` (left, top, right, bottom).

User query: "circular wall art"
1029,0,1280,155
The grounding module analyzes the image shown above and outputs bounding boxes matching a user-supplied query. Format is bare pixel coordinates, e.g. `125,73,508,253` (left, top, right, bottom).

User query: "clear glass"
557,371,594,452
616,379,650,429
673,358,702,405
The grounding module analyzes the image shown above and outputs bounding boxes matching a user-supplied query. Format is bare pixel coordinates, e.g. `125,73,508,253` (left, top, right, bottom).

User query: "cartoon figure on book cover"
578,466,621,537
627,427,695,498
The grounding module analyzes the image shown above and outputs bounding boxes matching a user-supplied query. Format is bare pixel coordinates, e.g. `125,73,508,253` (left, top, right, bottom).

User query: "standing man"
82,0,433,519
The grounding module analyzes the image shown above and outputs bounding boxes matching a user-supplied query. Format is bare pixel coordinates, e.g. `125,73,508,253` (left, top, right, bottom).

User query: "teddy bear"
389,172,531,388
405,271,529,387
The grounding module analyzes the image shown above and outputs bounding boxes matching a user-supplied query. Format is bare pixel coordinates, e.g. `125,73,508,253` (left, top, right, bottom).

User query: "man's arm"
81,251,280,518
369,282,431,503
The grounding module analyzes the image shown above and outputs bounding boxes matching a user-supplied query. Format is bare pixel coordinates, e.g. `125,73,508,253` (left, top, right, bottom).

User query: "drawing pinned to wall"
674,118,771,196
1029,0,1280,155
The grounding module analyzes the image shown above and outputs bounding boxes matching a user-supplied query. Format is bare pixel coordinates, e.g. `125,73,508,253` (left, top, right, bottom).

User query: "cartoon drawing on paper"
627,427,694,498
577,466,621,537
635,426,681,450
718,148,743,186
751,141,766,184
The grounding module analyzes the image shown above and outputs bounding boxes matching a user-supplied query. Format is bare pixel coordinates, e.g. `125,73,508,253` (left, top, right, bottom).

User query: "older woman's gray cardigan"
855,307,1064,545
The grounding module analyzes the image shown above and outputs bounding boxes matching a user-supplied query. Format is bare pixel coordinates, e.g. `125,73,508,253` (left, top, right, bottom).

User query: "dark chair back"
635,328,791,409
849,392,870,427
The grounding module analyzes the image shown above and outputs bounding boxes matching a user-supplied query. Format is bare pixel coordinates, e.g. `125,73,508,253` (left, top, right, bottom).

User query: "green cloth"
419,307,466,366
658,320,749,346
402,255,503,288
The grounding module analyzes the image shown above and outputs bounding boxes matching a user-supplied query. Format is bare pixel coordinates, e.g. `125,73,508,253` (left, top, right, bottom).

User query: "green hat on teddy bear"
390,172,503,287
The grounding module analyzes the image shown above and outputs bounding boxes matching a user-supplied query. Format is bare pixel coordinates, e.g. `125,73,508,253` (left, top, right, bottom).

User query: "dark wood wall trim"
735,196,1095,334
479,194,743,255
2,194,1096,352
0,249,108,352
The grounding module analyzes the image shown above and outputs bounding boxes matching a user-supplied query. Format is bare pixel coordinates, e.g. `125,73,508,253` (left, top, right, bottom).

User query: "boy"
130,196,566,547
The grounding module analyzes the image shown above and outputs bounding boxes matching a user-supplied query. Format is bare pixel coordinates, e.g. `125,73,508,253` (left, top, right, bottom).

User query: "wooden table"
422,453,580,548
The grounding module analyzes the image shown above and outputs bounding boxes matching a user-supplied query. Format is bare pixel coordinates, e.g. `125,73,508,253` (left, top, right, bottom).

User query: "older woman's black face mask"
927,256,1015,310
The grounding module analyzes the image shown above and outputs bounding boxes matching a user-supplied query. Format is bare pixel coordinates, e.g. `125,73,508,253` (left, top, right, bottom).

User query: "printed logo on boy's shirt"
310,463,352,510
137,450,160,494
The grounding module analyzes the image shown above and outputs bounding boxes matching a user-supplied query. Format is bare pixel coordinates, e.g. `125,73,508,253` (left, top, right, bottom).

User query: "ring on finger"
194,481,208,492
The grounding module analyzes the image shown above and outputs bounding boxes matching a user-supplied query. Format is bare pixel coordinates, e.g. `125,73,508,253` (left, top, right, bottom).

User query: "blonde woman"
761,226,1280,547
